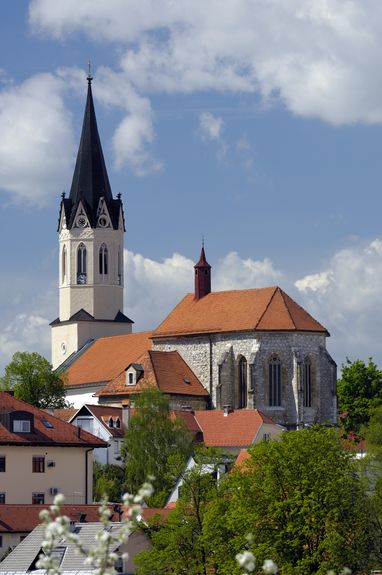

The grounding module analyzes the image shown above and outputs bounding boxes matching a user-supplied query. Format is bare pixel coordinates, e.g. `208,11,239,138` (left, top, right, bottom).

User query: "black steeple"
62,72,123,230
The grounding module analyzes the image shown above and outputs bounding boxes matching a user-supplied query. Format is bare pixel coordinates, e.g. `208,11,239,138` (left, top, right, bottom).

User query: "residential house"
0,391,106,505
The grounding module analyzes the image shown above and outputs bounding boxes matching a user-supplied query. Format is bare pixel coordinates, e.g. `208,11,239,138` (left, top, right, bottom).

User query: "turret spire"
68,72,116,226
194,242,211,300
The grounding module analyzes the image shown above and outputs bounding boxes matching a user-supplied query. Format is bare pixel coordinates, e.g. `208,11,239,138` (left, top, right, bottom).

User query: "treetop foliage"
337,357,382,436
122,387,193,506
0,351,67,409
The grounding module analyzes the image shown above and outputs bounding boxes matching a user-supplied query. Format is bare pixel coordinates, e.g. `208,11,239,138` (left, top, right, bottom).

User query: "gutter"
85,448,93,503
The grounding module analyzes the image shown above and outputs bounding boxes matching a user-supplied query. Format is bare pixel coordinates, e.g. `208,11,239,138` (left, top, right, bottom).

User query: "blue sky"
1,0,382,373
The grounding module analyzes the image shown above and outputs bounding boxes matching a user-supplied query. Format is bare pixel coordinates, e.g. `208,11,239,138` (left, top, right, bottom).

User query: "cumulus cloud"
29,0,382,125
5,239,382,374
199,112,226,158
295,238,382,364
0,73,75,205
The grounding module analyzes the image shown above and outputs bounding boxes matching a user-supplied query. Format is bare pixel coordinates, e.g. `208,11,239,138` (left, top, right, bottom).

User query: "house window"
0,493,5,504
128,372,134,385
269,356,281,407
0,456,5,472
238,356,247,408
99,243,108,275
33,456,45,473
115,418,121,429
13,420,30,432
303,358,312,408
0,535,2,547
77,243,87,284
109,417,114,428
32,493,45,504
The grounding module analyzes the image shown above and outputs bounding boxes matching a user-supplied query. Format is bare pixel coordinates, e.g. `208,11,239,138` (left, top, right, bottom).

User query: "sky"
1,0,382,374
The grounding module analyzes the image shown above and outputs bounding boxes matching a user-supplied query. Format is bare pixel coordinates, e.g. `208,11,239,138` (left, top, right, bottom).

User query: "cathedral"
51,74,337,429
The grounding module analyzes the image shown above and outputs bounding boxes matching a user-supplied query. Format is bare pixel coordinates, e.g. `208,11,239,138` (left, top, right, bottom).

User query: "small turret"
194,243,211,300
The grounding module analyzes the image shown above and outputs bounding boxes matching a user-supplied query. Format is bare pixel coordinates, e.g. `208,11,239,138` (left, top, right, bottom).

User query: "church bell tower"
51,72,133,369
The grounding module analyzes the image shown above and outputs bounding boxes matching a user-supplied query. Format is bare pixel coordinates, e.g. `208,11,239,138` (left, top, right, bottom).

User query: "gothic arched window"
269,355,281,407
77,243,87,284
238,356,247,408
99,243,108,275
303,358,312,408
118,247,122,285
62,245,67,285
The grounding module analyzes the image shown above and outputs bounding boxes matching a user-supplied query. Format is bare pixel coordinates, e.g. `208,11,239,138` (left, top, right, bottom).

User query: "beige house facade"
0,392,106,505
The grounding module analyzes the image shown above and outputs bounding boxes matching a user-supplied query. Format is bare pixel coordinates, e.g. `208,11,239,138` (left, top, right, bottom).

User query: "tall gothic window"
303,358,312,408
117,247,122,285
62,245,67,285
269,355,281,407
77,243,87,284
99,243,108,275
238,356,247,408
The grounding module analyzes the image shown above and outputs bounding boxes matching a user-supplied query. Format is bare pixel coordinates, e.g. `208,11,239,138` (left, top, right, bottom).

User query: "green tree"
136,467,218,575
122,388,193,506
0,351,67,408
204,427,380,575
93,462,125,503
337,358,382,436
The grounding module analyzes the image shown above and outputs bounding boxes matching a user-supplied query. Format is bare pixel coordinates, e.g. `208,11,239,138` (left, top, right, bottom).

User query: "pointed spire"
194,242,211,300
69,71,113,221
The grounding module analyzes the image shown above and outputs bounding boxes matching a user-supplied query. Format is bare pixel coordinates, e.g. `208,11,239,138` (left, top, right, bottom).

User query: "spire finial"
87,60,93,84
202,235,205,249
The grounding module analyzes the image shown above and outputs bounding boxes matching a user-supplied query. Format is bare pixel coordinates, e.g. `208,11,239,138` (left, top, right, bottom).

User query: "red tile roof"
0,392,107,448
50,407,78,422
152,287,328,338
234,449,252,469
0,505,170,533
193,409,278,447
98,350,209,398
64,332,152,387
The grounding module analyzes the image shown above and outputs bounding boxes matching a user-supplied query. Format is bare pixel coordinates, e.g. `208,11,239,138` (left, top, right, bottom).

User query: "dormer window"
115,418,121,429
13,419,31,433
108,417,114,428
126,364,144,386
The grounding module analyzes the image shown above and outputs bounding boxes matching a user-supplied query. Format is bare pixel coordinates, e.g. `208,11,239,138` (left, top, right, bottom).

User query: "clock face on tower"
77,216,87,227
98,216,108,227
60,341,67,355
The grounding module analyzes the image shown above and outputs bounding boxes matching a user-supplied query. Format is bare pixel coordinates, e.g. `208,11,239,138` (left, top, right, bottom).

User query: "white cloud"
199,112,224,142
0,73,75,206
199,111,226,158
5,239,382,374
29,0,382,125
295,238,382,364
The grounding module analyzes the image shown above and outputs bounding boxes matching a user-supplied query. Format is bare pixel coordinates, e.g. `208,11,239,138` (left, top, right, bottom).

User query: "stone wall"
152,331,337,428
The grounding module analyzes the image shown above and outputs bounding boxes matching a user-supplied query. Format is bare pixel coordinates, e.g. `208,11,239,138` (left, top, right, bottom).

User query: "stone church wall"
152,331,337,428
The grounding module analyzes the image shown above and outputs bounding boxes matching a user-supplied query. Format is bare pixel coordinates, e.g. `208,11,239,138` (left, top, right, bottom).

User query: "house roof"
152,286,328,338
64,331,152,387
192,409,280,447
0,393,106,448
0,504,170,534
97,350,209,398
0,505,119,533
70,405,125,438
234,449,252,469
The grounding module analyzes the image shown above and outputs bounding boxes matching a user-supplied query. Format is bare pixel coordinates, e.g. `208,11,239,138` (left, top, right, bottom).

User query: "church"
51,73,337,429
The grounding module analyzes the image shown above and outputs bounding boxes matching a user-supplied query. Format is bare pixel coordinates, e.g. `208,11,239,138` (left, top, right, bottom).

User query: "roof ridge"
278,287,297,329
254,286,278,329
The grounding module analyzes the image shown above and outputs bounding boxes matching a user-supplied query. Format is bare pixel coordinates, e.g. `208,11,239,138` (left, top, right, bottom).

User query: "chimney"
223,405,233,417
122,402,130,429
